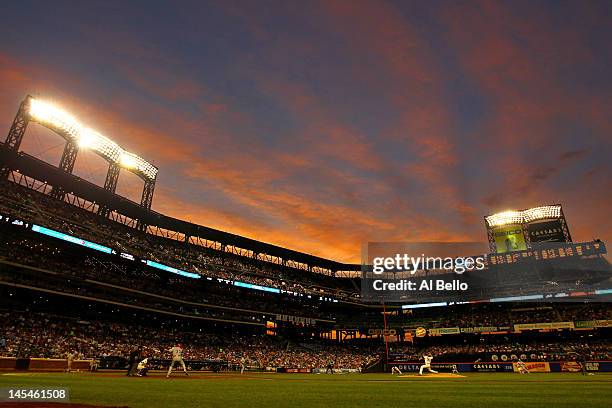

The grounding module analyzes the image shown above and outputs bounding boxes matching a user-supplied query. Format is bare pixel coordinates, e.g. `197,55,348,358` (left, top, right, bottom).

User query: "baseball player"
166,343,189,377
391,366,403,375
516,359,529,374
127,347,140,376
65,350,75,373
419,354,438,375
240,355,247,374
136,358,149,377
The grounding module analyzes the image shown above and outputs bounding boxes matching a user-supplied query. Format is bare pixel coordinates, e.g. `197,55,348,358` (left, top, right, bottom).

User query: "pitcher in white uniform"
419,354,438,375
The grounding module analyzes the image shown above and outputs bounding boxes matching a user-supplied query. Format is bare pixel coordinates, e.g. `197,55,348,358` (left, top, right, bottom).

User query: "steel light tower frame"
0,96,32,178
2,95,158,216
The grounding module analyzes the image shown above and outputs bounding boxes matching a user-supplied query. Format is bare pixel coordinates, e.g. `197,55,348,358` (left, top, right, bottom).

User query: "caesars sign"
492,225,527,253
527,220,566,243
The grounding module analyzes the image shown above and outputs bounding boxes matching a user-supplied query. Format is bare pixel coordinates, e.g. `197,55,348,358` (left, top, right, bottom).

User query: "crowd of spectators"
2,309,607,369
1,227,609,329
388,337,612,362
415,340,612,362
341,303,611,329
0,311,378,370
0,231,343,324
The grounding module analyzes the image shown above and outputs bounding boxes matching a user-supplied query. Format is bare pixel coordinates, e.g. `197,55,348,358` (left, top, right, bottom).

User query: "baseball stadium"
1,2,611,408
0,95,610,407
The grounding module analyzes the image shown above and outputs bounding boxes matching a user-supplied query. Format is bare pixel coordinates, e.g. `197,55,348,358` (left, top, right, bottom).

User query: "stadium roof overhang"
0,146,360,272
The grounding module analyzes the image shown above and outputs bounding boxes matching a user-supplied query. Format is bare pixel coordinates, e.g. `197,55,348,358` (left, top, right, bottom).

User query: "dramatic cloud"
0,0,609,262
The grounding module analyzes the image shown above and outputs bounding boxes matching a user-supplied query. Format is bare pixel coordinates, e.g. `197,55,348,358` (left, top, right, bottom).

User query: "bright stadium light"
523,205,561,223
486,205,563,227
78,131,95,148
29,99,81,141
119,151,158,180
27,98,158,181
78,129,122,162
119,152,138,169
485,210,523,227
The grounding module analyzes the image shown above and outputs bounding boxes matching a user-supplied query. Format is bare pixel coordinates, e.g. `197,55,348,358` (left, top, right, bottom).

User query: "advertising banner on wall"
574,320,612,329
388,363,463,373
513,362,550,373
527,220,566,243
428,327,460,336
514,321,574,331
470,363,514,372
550,361,612,372
389,361,612,373
460,326,499,333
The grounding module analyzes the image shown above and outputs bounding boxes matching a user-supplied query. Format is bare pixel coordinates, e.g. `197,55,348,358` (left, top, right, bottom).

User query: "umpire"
576,352,587,376
127,347,140,376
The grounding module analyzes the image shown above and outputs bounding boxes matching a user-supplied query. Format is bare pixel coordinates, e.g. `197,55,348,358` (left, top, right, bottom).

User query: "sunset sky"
0,0,610,263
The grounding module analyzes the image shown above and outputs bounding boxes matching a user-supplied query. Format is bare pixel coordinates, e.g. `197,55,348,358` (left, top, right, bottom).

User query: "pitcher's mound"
399,373,465,378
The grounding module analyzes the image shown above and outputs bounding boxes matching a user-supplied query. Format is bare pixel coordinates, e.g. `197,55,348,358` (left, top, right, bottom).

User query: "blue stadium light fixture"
144,260,200,279
402,302,448,309
31,224,113,254
233,281,281,294
489,294,544,302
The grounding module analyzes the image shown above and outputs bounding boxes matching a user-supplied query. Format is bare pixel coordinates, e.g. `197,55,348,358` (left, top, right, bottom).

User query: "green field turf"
1,372,611,408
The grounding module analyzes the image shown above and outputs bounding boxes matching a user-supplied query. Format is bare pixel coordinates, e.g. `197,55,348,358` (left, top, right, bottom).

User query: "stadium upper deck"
0,179,359,299
0,96,610,309
0,95,362,280
0,134,359,278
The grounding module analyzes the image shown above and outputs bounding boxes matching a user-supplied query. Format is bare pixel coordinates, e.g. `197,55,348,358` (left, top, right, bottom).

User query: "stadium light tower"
484,205,571,253
2,95,158,214
3,96,32,150
0,96,32,178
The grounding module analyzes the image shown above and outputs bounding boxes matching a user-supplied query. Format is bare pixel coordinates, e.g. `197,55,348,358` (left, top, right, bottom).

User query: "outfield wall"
0,357,93,371
387,361,612,373
2,357,611,373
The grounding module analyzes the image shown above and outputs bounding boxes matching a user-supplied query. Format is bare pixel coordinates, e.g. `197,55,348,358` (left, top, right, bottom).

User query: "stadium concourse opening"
0,94,610,408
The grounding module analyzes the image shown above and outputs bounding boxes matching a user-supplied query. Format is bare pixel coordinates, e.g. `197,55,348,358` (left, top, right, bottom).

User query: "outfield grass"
1,372,611,408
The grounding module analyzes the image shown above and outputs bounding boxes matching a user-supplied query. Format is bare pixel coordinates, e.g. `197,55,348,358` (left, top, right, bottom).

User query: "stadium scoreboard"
484,205,572,254
486,240,606,266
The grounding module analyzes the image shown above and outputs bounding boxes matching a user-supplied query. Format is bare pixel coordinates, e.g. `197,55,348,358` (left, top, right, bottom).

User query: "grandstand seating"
0,178,610,371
